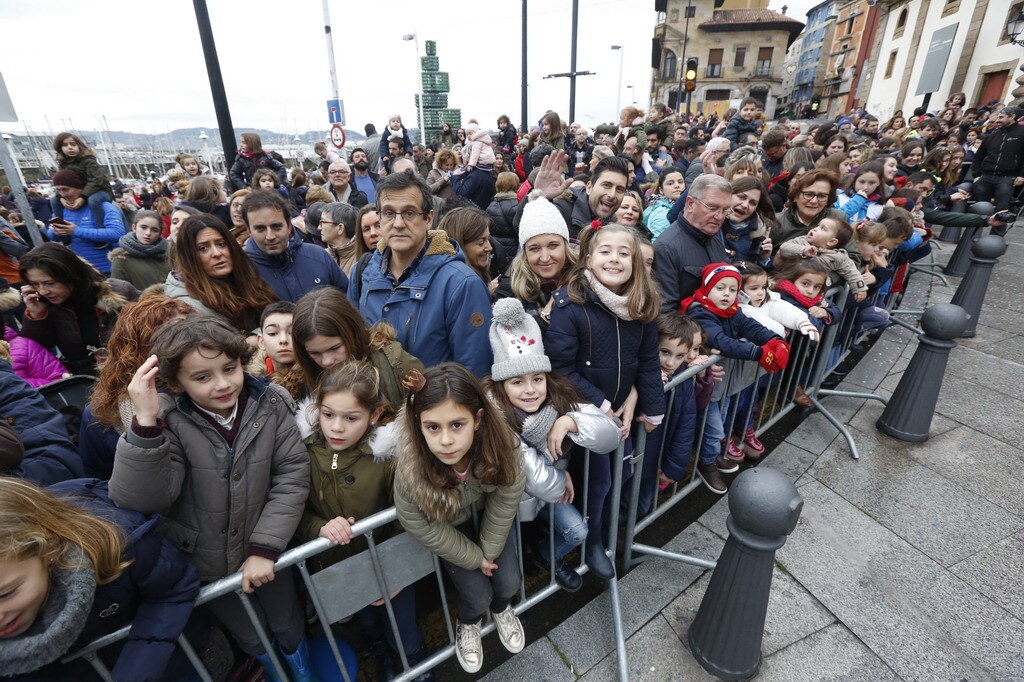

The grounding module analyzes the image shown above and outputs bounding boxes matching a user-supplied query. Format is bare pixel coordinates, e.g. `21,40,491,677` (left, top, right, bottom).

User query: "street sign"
327,98,345,125
330,124,346,149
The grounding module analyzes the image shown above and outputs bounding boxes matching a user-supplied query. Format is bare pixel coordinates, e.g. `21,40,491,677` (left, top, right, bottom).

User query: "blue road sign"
327,98,345,125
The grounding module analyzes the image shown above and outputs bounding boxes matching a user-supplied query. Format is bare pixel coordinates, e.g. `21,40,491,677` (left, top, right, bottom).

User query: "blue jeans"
972,174,1015,211
698,397,730,464
536,501,588,563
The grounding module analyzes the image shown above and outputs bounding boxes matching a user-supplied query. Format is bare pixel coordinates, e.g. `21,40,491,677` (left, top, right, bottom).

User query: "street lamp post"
402,32,425,145
611,45,624,120
627,85,636,105
199,130,212,173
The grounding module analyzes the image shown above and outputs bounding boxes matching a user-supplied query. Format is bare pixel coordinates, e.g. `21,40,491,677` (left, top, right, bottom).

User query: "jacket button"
233,472,241,481
182,540,190,548
345,475,356,485
271,397,277,404
384,306,390,312
221,529,227,534
223,473,229,480
252,422,259,428
230,529,238,536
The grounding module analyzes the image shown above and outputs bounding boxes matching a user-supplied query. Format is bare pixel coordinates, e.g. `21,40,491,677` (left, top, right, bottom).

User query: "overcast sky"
0,0,810,140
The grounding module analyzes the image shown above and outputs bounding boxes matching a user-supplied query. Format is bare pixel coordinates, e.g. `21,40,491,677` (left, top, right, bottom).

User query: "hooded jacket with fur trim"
392,416,525,570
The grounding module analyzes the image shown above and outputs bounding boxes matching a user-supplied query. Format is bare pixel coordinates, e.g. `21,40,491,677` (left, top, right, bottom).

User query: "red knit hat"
699,262,741,291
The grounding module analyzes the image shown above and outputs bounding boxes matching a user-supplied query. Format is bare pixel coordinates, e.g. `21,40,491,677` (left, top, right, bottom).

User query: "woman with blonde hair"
0,476,199,680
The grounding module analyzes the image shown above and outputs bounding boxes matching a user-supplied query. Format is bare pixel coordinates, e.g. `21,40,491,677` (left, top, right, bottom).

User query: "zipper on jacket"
331,452,339,470
614,318,621,403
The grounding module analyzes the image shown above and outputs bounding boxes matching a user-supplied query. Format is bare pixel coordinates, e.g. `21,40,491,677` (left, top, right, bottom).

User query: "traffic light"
684,58,698,91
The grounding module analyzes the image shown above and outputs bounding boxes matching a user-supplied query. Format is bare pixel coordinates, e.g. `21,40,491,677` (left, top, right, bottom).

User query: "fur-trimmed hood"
392,410,467,522
94,278,135,315
492,191,518,202
380,228,458,259
0,287,21,313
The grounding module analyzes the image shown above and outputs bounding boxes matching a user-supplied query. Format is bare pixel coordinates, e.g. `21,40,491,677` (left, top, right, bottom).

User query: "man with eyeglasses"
327,160,368,208
348,171,493,377
653,174,732,313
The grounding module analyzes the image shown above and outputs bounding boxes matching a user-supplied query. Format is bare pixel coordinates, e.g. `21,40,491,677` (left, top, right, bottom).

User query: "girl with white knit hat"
484,298,619,591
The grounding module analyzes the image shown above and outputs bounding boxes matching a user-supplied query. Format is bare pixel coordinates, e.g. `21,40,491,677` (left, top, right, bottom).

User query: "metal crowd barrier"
62,278,927,681
63,441,633,682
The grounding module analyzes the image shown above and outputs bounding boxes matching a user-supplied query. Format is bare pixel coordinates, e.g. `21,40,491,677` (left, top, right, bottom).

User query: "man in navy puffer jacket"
243,190,348,302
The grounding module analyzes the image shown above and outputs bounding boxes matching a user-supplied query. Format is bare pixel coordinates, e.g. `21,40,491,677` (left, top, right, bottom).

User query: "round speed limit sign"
330,124,346,149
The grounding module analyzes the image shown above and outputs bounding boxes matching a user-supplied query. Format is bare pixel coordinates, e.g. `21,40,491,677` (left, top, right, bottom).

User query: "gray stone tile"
934,374,1024,447
546,524,723,674
950,532,1024,622
945,344,1024,402
841,339,906,391
809,424,1024,566
848,397,959,440
908,426,1024,518
877,370,903,395
762,441,820,482
782,479,1024,681
758,623,902,682
958,324,1017,350
696,496,729,538
664,569,836,658
480,636,575,682
580,615,715,681
784,413,840,454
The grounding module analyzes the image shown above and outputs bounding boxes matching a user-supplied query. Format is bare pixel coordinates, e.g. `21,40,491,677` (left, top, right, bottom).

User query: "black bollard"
937,223,961,243
943,225,981,277
687,467,803,680
876,303,968,442
950,235,1007,338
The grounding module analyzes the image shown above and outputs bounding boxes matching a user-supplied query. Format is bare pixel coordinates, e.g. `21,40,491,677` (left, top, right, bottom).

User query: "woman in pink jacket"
0,279,68,386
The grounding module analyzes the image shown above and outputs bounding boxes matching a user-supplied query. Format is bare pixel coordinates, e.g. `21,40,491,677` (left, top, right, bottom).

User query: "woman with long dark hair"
164,214,277,335
19,243,139,375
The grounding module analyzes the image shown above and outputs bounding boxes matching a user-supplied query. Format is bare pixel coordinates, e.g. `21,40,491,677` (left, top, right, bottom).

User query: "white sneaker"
455,621,483,673
491,604,525,653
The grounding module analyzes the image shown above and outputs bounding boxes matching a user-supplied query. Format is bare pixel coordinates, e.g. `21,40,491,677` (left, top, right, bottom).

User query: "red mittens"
758,338,790,373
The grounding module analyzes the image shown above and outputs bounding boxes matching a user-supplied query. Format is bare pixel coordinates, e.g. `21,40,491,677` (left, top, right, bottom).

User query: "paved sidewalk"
484,234,1024,681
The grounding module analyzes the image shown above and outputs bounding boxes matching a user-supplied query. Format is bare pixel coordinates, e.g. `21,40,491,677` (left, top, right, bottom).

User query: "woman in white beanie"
493,192,576,331
484,298,619,591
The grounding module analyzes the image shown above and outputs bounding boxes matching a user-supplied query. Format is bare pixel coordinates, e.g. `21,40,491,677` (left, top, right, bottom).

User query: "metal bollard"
949,235,1007,338
876,303,968,442
943,225,981,277
687,467,803,681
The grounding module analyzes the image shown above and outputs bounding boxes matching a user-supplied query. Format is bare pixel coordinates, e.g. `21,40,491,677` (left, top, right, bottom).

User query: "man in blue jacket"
243,189,348,302
348,171,493,377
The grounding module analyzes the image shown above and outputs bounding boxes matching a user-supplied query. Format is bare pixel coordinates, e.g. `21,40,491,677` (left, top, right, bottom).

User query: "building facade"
862,0,1023,122
792,1,835,111
651,0,804,118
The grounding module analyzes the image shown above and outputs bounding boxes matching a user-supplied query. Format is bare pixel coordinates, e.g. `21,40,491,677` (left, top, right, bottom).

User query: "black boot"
585,539,615,580
553,559,583,592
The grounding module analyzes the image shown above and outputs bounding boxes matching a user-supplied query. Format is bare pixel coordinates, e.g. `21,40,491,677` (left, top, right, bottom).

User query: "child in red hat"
680,262,789,493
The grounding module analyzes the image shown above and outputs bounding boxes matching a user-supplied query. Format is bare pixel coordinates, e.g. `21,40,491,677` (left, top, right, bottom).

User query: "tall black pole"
522,0,528,133
569,0,579,123
193,0,237,179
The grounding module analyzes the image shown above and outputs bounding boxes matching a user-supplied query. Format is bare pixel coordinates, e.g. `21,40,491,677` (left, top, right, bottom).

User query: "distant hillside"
63,127,368,151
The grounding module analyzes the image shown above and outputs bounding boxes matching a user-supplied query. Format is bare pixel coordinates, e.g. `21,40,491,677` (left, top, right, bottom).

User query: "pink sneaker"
724,438,746,462
743,428,765,460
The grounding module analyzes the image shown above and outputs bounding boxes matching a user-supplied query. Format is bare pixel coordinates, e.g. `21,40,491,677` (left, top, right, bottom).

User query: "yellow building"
652,0,804,118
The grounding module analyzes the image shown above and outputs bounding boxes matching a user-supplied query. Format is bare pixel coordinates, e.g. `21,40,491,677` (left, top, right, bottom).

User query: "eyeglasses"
328,170,350,176
319,220,336,227
380,208,430,224
693,198,729,217
799,191,830,202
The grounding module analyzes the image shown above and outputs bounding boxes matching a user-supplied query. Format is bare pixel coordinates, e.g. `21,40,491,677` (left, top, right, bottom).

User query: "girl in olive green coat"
393,363,526,674
295,360,429,674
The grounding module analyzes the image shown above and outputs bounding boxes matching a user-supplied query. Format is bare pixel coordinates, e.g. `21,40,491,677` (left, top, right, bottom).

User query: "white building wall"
866,0,1020,121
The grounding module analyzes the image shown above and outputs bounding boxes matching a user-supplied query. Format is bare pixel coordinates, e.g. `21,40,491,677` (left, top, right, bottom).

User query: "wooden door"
977,70,1009,107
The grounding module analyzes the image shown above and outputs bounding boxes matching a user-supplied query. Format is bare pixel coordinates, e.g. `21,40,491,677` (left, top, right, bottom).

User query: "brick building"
651,0,804,118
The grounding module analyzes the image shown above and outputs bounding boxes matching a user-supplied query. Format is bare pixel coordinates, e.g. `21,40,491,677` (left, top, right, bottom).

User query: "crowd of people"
0,94,1021,682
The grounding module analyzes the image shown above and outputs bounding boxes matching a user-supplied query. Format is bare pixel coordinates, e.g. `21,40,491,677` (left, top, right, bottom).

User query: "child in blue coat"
546,224,665,579
682,263,789,494
637,314,718,517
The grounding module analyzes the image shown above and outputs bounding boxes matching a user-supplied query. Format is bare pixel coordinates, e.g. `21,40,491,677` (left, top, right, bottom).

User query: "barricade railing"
622,282,901,570
63,441,633,682
63,277,929,681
